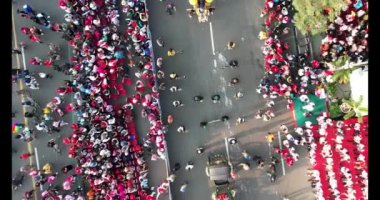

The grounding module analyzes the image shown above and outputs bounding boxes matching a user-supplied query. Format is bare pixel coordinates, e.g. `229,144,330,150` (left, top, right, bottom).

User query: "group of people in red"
308,116,368,200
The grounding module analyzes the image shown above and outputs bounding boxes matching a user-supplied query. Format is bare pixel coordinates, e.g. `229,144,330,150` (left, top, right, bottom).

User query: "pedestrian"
234,91,244,99
156,57,163,68
229,77,240,85
280,124,289,134
23,189,34,200
242,150,252,161
177,125,187,133
266,100,275,107
228,137,238,144
169,86,182,92
179,182,188,192
166,2,176,15
226,41,236,50
167,115,174,124
172,100,184,107
61,165,73,174
236,117,245,125
229,60,238,68
156,38,164,47
12,48,22,54
20,152,32,160
193,95,204,102
283,195,290,200
185,161,194,171
22,4,36,15
172,163,181,172
196,147,204,154
167,174,176,182
211,94,221,103
266,132,275,143
42,163,52,174
238,162,250,171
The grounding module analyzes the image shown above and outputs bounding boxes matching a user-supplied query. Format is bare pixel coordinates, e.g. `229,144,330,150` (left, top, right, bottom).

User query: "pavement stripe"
34,147,43,191
12,7,38,200
209,22,215,55
277,131,286,176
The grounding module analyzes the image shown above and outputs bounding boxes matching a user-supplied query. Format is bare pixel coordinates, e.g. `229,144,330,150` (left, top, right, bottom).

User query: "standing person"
172,163,181,172
166,2,176,15
47,139,61,153
169,86,182,92
226,41,236,50
179,182,188,192
266,132,275,144
185,161,194,171
61,165,73,174
172,100,184,107
20,152,32,160
12,48,22,54
23,189,34,200
196,147,204,154
156,38,164,47
22,4,36,16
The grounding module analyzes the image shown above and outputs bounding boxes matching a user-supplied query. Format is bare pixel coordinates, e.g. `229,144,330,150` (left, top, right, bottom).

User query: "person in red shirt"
20,152,32,160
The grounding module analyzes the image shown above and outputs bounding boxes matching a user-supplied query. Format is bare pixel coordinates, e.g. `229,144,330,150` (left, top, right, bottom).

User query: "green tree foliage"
340,95,368,123
293,0,347,35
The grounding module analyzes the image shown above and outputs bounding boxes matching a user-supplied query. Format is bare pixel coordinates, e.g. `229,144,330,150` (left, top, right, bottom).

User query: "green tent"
292,95,327,127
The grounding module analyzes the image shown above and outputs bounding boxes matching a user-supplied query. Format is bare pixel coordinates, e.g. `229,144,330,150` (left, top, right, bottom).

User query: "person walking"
196,147,205,154
266,132,275,144
179,182,188,192
156,38,164,47
229,60,238,68
167,48,183,57
226,41,236,50
169,86,182,92
172,100,184,107
177,125,188,133
61,165,74,174
185,161,194,171
166,2,176,15
12,48,22,54
20,152,32,160
193,95,204,102
169,72,186,80
22,4,36,16
172,163,181,172
47,139,61,153
238,162,250,171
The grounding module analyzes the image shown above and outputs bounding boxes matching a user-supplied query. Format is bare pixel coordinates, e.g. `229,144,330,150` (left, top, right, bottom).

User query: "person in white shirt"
185,161,194,171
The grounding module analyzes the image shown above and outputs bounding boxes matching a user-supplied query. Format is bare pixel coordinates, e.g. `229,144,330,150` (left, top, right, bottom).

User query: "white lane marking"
34,147,43,191
209,22,215,55
220,76,233,107
224,137,233,171
213,59,217,68
277,131,286,176
21,47,27,71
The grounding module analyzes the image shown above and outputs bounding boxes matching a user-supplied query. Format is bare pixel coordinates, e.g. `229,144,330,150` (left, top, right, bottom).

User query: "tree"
340,95,368,123
293,0,347,35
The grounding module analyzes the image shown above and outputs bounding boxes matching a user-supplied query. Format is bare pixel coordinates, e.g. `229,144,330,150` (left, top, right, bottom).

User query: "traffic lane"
12,84,35,200
12,1,82,197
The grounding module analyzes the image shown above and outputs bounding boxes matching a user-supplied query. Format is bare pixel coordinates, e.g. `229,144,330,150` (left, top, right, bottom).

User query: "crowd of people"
13,0,173,198
307,116,368,200
319,0,368,64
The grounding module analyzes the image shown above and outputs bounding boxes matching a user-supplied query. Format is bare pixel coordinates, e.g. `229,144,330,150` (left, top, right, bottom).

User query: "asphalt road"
146,0,315,199
12,0,315,200
12,0,83,199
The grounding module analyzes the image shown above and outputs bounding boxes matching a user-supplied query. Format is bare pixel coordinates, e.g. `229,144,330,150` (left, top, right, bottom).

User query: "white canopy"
350,67,368,116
